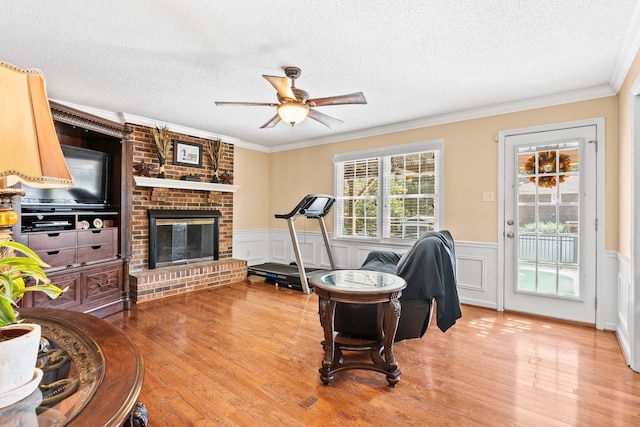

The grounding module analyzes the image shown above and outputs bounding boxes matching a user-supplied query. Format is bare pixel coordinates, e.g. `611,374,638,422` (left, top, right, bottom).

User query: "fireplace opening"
148,209,221,269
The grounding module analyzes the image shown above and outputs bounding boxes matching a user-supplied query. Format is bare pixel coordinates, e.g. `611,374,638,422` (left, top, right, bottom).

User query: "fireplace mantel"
133,176,240,192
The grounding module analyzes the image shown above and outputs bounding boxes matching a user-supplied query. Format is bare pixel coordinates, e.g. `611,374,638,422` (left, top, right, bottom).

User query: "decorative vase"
157,162,166,179
0,324,43,408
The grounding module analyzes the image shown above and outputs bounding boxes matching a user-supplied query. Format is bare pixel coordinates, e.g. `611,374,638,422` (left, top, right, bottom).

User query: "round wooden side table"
309,270,407,386
1,308,145,426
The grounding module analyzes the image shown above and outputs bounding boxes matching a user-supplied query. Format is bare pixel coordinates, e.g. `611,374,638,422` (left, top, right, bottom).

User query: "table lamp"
0,61,74,242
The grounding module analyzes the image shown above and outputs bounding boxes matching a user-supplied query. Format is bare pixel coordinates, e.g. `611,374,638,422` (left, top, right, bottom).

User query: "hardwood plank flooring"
104,279,640,426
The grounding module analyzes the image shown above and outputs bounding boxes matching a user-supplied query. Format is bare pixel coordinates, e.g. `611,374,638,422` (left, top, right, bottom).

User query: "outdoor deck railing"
519,233,578,264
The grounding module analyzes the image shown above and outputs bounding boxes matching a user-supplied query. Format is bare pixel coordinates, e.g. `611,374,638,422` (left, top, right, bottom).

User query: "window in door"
516,142,580,298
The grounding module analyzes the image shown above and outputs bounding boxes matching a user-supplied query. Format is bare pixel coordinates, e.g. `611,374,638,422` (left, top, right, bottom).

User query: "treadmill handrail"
274,194,335,219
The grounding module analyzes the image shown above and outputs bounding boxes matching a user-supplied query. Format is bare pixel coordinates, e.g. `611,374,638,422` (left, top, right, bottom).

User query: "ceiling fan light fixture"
277,102,309,126
216,67,365,129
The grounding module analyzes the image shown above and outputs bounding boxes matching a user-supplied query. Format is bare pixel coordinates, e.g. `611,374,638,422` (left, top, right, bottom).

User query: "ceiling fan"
215,66,367,129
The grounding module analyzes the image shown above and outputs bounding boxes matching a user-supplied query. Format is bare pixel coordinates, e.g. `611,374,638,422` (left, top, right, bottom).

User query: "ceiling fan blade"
307,92,367,107
308,108,344,129
263,75,296,100
215,101,278,107
260,114,282,129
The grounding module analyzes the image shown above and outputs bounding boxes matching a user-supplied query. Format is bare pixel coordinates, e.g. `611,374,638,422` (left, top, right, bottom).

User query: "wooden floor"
104,279,640,426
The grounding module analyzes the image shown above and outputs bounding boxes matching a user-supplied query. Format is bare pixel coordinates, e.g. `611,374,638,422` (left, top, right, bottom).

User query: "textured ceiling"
1,1,639,150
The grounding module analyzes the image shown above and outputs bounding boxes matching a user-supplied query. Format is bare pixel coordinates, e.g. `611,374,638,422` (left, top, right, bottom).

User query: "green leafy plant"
0,240,65,327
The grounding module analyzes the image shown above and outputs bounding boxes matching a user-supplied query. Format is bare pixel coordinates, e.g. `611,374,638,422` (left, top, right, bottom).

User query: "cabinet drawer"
28,231,76,250
38,248,77,268
84,265,122,303
77,244,117,264
30,271,81,310
77,228,116,246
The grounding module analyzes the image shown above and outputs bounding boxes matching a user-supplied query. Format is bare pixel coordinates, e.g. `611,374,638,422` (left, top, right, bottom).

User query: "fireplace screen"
148,210,220,269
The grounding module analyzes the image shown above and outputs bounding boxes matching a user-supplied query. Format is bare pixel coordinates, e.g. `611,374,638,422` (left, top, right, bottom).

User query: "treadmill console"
275,194,335,219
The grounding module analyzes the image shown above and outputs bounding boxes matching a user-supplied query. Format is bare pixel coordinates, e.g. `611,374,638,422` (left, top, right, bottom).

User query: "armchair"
334,230,461,342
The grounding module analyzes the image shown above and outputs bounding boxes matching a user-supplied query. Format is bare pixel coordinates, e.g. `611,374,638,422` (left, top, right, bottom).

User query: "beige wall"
259,97,619,249
233,146,270,230
617,49,640,258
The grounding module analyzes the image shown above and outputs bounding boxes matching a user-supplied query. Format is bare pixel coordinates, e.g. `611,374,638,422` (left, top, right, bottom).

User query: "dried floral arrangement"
204,139,224,179
151,125,171,177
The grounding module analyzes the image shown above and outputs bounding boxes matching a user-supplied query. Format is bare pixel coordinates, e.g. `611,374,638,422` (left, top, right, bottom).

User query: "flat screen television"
21,144,110,209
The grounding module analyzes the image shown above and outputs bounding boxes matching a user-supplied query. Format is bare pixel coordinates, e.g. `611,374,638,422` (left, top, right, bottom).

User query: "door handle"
507,219,514,226
506,231,514,238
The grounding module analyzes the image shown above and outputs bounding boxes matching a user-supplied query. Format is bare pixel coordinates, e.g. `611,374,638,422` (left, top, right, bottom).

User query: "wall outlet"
482,191,495,202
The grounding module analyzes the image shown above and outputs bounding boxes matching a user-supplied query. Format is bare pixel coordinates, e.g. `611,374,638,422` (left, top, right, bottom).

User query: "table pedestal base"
319,334,401,386
312,270,406,387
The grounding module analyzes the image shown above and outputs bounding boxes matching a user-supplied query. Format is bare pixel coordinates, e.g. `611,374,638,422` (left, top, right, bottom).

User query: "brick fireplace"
148,209,220,269
126,124,247,303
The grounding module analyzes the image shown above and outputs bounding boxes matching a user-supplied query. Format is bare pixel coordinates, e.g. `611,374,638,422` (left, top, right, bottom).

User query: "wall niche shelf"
133,176,240,193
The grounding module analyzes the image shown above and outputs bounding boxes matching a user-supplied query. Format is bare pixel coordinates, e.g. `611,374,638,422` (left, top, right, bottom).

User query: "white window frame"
333,139,444,242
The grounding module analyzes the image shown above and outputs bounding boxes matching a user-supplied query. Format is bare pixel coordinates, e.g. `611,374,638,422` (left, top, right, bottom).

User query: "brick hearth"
129,258,247,303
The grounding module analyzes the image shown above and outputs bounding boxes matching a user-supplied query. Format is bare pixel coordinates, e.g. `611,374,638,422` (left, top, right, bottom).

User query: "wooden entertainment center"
15,102,132,318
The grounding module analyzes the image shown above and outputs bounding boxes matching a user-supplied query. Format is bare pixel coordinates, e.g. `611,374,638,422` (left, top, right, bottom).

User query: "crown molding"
50,99,125,125
610,4,640,92
120,112,242,146
268,85,616,153
48,99,271,150
52,83,616,154
50,100,131,139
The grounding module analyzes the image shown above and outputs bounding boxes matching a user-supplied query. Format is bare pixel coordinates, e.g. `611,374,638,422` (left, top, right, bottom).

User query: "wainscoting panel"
601,251,622,330
457,256,486,291
233,230,622,334
454,241,498,309
616,253,631,365
326,242,350,269
299,240,319,265
237,229,501,307
271,237,288,263
233,229,269,265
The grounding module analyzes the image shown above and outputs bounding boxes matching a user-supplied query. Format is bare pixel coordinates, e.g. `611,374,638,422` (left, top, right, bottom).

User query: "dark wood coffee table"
309,270,407,386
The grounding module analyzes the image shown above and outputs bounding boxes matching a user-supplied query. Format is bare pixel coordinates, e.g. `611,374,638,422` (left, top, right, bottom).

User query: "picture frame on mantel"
173,140,203,167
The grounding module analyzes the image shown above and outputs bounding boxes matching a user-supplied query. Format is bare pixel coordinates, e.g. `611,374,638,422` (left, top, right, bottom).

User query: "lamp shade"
277,102,309,126
0,61,74,189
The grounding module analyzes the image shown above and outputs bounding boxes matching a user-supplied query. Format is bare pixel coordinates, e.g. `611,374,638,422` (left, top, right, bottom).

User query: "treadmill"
248,194,336,294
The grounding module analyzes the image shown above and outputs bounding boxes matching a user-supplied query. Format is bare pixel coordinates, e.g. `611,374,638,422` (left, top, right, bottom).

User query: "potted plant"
0,240,65,408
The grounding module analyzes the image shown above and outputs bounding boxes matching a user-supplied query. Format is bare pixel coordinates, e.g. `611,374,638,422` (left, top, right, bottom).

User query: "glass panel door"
503,123,598,324
516,143,580,297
